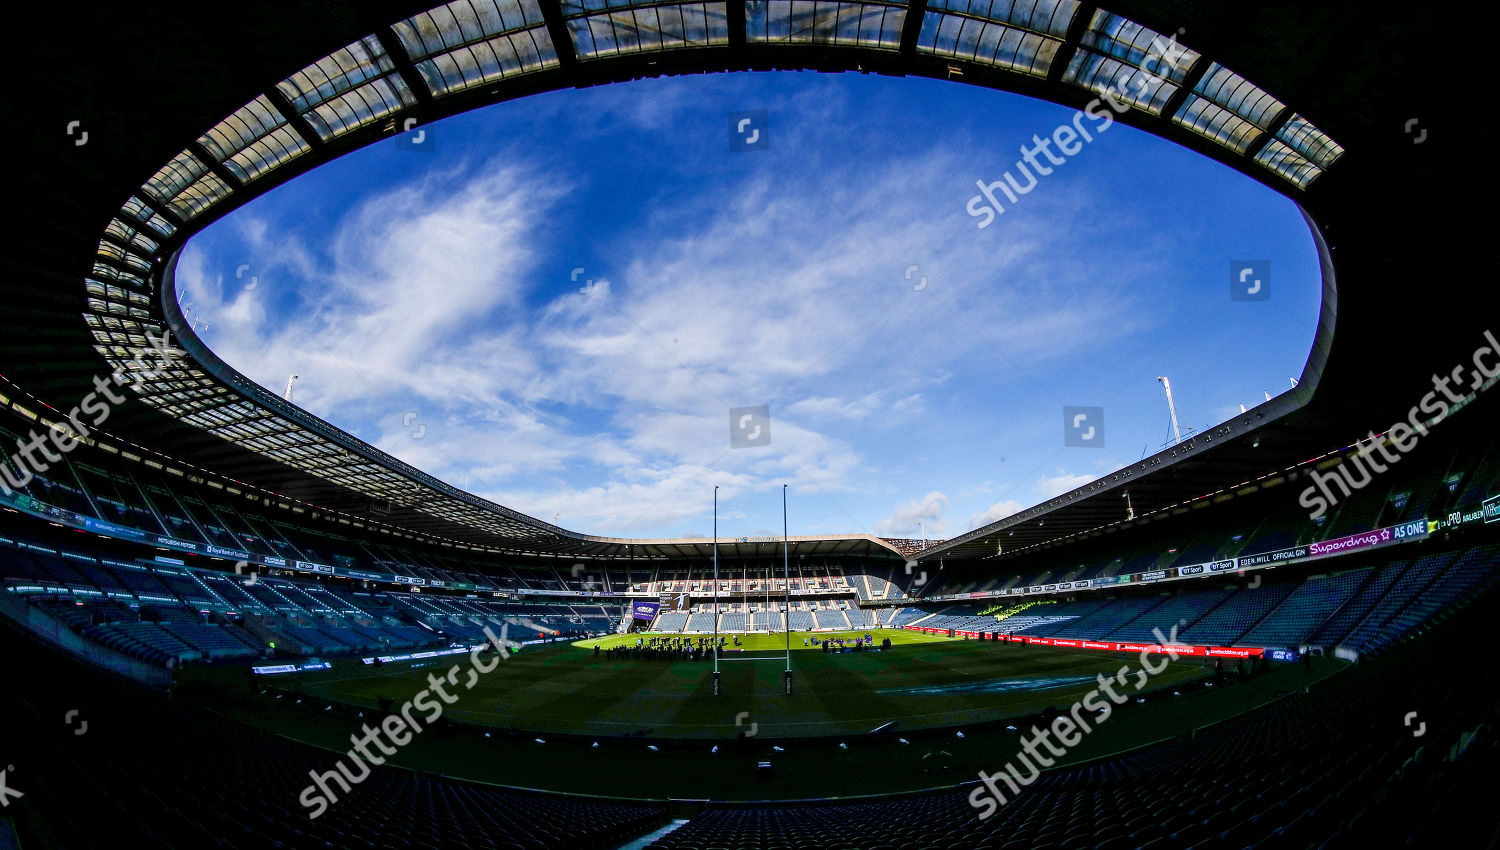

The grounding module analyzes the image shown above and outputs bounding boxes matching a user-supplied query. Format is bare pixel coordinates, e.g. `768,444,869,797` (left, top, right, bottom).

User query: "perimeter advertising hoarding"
907,627,1252,658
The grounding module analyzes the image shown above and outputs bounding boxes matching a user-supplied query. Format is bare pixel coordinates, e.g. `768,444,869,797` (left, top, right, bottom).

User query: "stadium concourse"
4,1,1496,848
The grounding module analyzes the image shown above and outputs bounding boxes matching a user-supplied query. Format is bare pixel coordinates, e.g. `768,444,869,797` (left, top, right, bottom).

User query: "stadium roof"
5,1,1483,561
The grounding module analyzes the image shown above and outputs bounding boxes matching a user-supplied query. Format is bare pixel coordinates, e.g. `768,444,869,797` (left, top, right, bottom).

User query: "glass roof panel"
918,12,1058,76
103,219,136,247
198,95,286,162
168,172,233,219
395,0,547,60
93,237,123,263
142,150,207,204
1277,113,1343,169
129,231,160,255
1254,138,1322,189
301,75,417,141
925,0,1076,38
224,124,312,183
121,198,178,238
412,29,557,95
1078,10,1198,86
747,1,908,48
1062,50,1174,115
570,3,730,58
277,35,395,114
120,196,152,224
1195,62,1283,130
1172,93,1259,154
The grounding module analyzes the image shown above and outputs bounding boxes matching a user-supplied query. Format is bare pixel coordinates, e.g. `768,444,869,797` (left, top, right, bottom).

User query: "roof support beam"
1159,54,1209,124
1047,3,1096,84
898,0,928,58
373,28,435,109
264,88,327,153
728,0,747,50
1244,105,1294,160
540,1,580,70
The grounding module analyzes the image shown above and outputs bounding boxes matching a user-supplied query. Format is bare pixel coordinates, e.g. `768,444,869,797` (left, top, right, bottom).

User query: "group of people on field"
596,634,725,661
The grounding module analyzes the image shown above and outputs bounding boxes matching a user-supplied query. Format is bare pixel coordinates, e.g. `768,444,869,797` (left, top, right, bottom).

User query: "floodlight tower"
1157,376,1182,446
712,485,720,696
782,484,792,695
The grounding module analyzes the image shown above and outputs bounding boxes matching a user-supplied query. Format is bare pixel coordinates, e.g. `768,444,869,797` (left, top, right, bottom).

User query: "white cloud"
970,499,1024,529
874,491,949,537
1036,469,1098,500
171,78,1257,539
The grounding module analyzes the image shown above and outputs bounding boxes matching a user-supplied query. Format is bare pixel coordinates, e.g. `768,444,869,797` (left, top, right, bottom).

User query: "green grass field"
574,627,949,652
288,629,1209,738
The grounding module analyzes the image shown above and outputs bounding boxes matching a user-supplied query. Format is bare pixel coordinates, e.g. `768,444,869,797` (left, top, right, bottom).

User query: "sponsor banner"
1206,646,1260,658
1089,576,1117,586
632,601,662,621
83,516,146,540
1237,546,1307,569
1043,584,1057,592
1485,495,1500,523
297,560,336,575
252,661,332,675
205,544,251,561
1179,564,1206,576
1161,644,1202,657
1074,579,1091,588
1021,639,1215,657
1057,582,1073,590
1433,507,1490,532
1029,586,1043,593
262,556,288,567
1307,520,1426,558
361,645,478,665
1141,570,1166,582
1210,559,1237,572
1266,648,1299,662
154,535,201,553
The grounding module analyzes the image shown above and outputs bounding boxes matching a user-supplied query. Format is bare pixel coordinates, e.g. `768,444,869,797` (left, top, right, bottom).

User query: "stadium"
2,1,1495,848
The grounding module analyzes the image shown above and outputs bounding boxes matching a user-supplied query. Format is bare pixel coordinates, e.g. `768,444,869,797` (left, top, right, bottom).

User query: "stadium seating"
1239,569,1370,648
639,589,1497,850
654,611,690,632
1179,583,1296,646
1051,596,1166,639
813,609,847,629
1104,589,1230,642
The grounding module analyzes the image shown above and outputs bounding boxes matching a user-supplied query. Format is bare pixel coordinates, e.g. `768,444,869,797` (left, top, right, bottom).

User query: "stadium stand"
1178,584,1297,647
1,4,1496,845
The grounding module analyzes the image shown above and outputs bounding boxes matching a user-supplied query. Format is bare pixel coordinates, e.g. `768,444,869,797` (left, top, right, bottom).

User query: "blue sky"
175,70,1321,541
